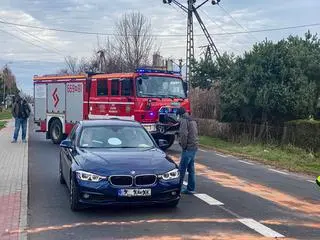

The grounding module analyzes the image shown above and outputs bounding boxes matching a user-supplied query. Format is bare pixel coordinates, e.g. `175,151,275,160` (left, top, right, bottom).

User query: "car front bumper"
76,178,181,206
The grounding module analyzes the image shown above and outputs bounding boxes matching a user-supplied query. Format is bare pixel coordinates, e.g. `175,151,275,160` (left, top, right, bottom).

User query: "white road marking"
183,181,188,186
238,160,255,166
215,153,227,158
268,169,289,175
238,218,285,238
199,149,208,152
194,193,224,206
307,180,315,183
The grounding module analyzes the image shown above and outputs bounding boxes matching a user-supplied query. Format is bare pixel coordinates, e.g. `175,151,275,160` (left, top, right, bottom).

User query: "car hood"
77,147,177,175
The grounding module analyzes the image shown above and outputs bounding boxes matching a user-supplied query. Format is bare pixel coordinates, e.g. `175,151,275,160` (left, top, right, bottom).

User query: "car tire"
59,157,65,184
50,119,63,144
70,176,81,211
165,199,180,208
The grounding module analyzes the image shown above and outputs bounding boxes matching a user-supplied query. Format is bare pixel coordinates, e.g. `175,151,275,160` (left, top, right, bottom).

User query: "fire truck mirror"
183,81,188,94
86,77,92,92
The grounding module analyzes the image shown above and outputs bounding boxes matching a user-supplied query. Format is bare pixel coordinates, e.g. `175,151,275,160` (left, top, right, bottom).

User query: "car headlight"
158,169,180,180
76,170,106,182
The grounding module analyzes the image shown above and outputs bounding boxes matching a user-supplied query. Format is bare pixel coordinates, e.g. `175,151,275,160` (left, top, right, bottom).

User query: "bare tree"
61,56,95,74
58,12,155,75
114,12,155,71
64,56,78,74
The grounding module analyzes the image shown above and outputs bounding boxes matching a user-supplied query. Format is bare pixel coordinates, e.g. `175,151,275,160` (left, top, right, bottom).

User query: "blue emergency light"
135,68,181,75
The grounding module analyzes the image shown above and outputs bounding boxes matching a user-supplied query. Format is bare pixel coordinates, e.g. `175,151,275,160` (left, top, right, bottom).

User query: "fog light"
83,193,90,199
171,191,177,196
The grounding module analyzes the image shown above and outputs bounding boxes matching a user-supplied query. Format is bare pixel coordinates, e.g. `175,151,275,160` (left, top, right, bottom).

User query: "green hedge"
284,120,320,152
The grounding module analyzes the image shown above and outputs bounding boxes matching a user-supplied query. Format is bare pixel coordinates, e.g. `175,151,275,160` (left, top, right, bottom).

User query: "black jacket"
12,100,31,119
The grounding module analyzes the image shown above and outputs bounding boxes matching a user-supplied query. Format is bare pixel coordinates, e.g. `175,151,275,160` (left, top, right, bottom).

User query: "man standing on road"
11,95,31,143
176,107,199,194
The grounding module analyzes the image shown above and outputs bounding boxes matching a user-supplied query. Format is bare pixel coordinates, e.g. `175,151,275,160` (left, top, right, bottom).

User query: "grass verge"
200,136,320,176
0,109,12,120
0,121,6,130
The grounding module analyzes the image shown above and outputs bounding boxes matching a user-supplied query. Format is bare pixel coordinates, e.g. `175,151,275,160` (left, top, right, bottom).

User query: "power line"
0,28,64,57
199,8,242,54
217,4,259,43
0,18,64,56
0,20,319,37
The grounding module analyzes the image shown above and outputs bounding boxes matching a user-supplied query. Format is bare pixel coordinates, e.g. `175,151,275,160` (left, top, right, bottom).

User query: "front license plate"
118,189,151,197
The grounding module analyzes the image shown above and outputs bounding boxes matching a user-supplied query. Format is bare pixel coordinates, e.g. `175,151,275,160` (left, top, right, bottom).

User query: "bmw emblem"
130,170,136,175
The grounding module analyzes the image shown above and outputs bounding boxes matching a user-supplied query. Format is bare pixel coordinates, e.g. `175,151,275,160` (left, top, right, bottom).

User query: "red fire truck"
33,68,190,149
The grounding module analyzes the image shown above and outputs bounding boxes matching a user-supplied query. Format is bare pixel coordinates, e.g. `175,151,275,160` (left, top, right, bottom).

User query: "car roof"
79,119,142,127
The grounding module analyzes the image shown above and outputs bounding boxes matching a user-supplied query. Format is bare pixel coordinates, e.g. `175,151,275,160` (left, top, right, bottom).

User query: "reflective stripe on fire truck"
84,101,134,105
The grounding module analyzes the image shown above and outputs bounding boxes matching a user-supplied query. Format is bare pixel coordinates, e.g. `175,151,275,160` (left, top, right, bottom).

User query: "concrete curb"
19,120,29,240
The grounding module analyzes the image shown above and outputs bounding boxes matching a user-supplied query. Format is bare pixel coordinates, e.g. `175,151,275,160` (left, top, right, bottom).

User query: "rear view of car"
59,119,181,211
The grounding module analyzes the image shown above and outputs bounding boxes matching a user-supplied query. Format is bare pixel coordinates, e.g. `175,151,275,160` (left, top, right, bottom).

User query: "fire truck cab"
33,68,190,150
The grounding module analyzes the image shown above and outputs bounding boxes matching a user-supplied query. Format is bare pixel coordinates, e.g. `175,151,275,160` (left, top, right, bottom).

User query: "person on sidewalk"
11,95,31,143
176,107,199,194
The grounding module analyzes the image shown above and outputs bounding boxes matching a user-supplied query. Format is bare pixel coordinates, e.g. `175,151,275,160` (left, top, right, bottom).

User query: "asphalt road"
27,122,320,240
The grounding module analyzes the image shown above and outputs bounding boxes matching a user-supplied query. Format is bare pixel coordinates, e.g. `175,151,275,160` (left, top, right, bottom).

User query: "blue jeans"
13,118,27,141
179,150,197,191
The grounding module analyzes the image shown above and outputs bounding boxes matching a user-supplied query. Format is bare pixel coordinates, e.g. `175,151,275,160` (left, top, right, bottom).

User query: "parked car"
59,119,181,211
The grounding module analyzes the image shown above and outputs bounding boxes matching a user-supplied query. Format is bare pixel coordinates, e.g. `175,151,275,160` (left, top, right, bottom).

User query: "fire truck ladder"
163,0,223,88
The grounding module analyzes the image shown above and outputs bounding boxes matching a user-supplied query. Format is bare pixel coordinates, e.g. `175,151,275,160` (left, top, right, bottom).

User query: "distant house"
5,94,15,108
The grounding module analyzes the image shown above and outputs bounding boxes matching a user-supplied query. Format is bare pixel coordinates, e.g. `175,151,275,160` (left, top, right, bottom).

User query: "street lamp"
2,61,13,107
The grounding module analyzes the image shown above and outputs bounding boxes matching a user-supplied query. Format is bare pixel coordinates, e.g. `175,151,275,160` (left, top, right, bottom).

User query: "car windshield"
136,76,186,98
79,125,155,149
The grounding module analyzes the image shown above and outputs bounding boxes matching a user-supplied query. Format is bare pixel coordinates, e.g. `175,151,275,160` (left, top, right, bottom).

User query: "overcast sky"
0,0,320,95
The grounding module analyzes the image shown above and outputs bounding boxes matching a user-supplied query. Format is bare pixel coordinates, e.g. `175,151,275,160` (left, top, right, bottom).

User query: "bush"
284,120,320,152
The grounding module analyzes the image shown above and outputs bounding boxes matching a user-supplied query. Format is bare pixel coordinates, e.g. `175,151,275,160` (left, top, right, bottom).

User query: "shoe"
181,188,195,194
11,140,17,143
22,140,27,143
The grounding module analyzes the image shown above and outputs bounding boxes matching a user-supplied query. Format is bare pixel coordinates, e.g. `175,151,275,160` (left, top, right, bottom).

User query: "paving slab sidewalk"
0,119,28,240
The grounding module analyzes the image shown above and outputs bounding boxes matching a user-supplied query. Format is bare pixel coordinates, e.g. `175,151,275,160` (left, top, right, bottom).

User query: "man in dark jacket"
11,95,31,143
176,107,199,194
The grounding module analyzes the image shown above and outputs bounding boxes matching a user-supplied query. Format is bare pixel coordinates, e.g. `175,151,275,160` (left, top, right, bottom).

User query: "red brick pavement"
0,192,21,240
0,119,28,240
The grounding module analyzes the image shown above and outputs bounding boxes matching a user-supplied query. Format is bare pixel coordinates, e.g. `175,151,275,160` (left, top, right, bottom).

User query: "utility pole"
178,58,183,73
97,50,106,73
162,0,222,88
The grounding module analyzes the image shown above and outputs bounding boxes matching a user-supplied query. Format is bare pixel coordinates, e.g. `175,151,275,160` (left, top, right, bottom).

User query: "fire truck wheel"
50,119,63,144
159,135,175,150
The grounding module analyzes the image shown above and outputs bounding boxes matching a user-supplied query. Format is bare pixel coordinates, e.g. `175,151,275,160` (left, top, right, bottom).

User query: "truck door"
107,78,134,120
34,83,47,122
120,78,135,119
47,83,66,114
66,82,83,124
90,78,109,118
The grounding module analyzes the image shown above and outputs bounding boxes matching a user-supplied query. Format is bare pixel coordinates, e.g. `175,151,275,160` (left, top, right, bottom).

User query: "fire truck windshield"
136,76,186,99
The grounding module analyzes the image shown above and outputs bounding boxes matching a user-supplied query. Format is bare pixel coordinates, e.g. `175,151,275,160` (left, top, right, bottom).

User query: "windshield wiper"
168,95,185,99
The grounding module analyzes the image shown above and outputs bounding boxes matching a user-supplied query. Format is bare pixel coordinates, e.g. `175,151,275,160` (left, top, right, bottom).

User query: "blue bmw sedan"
59,119,181,211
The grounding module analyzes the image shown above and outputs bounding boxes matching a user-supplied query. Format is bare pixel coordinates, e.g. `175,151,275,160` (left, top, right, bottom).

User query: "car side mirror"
158,139,169,148
60,139,73,149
